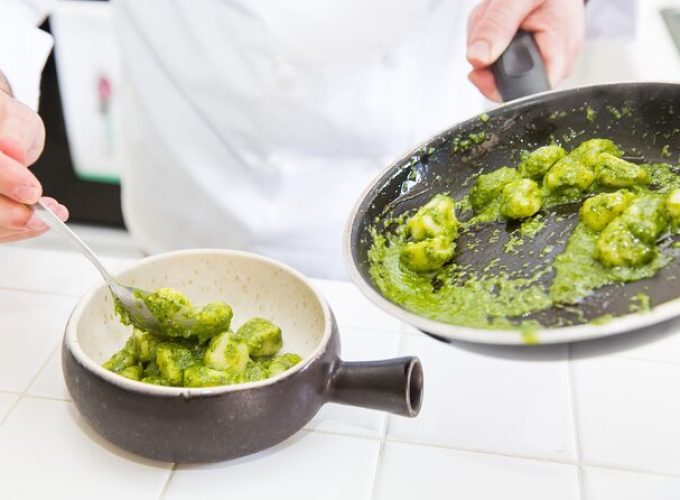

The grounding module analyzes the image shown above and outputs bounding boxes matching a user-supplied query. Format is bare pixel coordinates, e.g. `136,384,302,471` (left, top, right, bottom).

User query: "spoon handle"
31,200,118,290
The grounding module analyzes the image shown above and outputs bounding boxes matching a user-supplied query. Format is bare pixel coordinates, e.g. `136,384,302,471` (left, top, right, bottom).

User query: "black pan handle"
491,30,551,102
327,357,423,417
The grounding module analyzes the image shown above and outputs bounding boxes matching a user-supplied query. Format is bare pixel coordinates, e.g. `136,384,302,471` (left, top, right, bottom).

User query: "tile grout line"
581,461,680,481
369,415,389,500
157,463,177,500
0,344,60,426
24,345,61,394
368,329,407,500
0,389,22,397
397,321,418,337
383,433,680,480
303,426,382,443
23,393,72,404
309,421,680,482
0,394,22,427
0,284,81,299
566,343,587,500
1,245,129,263
616,354,680,367
384,435,580,467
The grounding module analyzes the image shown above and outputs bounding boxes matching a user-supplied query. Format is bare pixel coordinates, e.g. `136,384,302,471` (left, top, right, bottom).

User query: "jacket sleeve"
585,0,637,42
0,0,56,110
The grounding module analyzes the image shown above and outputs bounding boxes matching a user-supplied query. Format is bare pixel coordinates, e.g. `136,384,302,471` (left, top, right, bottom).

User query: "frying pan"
345,32,680,345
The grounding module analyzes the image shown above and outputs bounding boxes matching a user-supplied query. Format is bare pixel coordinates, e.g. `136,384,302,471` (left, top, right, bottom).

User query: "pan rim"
343,81,680,345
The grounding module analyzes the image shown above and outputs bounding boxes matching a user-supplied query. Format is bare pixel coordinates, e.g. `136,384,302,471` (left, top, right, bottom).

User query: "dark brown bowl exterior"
62,318,341,463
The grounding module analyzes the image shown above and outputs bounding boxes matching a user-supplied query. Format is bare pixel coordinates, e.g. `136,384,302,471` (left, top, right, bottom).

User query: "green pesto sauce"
503,215,548,254
105,288,301,387
369,140,680,331
115,288,233,344
606,105,632,120
586,106,597,123
451,131,489,154
591,314,614,326
520,215,547,238
503,233,524,254
629,292,652,313
520,327,540,345
369,228,550,330
541,245,555,258
551,224,669,305
549,110,568,120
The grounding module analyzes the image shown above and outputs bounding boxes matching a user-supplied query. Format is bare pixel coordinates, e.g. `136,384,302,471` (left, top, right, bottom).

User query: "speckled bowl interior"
67,249,330,392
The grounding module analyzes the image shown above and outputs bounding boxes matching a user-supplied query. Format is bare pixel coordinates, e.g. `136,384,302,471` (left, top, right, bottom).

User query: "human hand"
466,0,585,101
0,80,68,243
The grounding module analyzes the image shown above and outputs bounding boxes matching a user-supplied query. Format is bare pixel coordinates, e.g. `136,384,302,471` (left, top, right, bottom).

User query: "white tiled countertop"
3,246,680,499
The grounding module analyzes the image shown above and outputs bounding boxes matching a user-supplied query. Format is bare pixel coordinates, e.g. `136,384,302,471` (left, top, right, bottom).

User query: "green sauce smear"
369,138,680,332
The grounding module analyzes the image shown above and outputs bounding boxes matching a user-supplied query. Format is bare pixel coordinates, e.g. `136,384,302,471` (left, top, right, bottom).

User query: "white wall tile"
335,327,401,360
27,348,71,401
0,392,18,422
402,324,426,336
10,223,141,260
375,441,580,500
573,356,680,475
0,398,171,500
0,290,77,393
311,279,401,333
572,317,680,365
165,431,380,500
388,335,576,460
0,247,119,296
306,327,399,438
583,466,680,500
308,404,387,439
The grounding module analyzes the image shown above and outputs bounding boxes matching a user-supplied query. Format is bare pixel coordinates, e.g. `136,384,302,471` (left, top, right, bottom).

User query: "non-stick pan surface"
345,82,680,344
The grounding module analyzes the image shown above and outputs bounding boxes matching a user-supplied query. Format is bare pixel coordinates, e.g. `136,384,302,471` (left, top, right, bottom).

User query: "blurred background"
23,0,680,258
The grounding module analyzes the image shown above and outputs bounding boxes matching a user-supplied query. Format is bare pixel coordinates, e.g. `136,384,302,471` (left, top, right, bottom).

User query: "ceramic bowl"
63,249,423,463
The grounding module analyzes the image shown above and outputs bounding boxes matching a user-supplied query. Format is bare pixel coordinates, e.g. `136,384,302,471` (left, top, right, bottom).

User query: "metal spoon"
31,199,166,334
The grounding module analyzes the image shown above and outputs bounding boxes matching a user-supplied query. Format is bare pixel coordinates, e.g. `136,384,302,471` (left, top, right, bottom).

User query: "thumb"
467,0,539,68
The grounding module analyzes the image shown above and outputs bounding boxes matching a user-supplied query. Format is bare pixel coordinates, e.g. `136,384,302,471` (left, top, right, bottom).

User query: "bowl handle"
327,357,423,417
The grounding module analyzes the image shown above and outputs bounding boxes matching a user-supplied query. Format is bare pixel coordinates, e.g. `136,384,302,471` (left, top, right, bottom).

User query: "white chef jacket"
5,0,635,279
112,0,484,278
3,0,484,278
0,0,54,109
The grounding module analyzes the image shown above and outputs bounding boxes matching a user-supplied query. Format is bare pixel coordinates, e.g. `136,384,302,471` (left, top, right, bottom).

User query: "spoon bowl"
32,200,171,334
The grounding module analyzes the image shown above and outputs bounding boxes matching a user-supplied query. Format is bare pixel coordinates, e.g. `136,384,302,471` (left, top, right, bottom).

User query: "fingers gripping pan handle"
328,357,423,417
491,30,551,102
